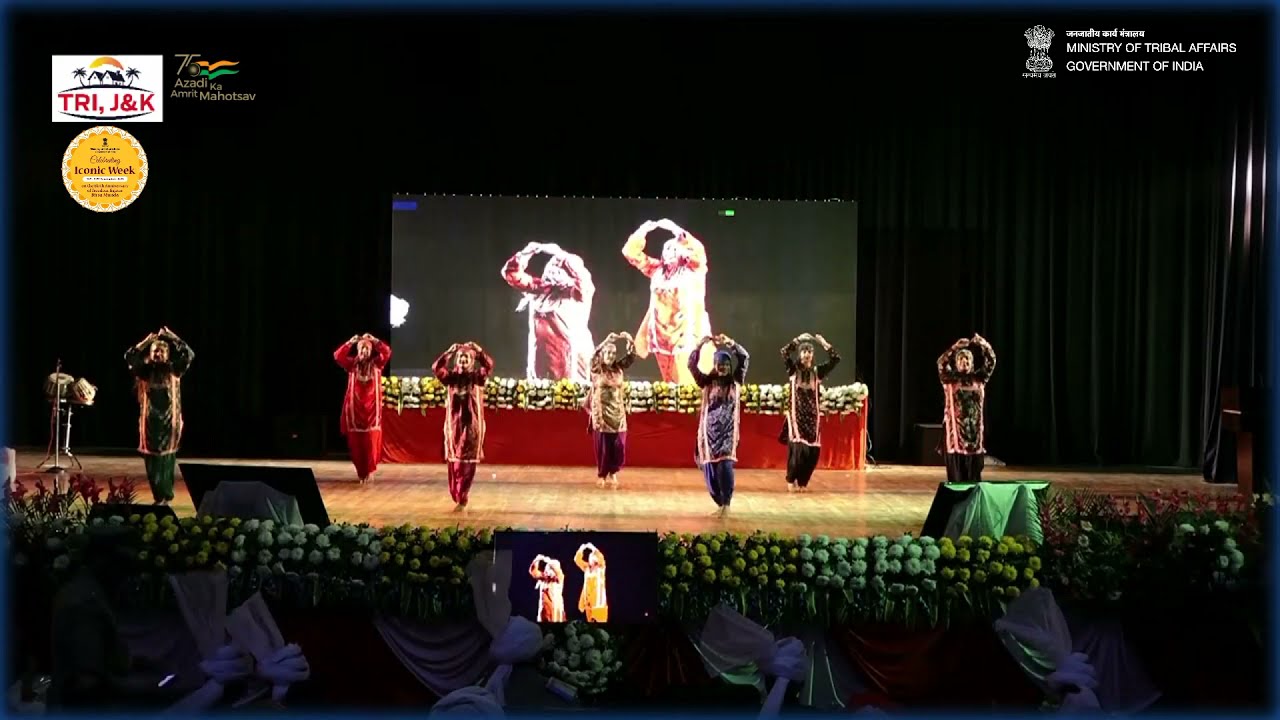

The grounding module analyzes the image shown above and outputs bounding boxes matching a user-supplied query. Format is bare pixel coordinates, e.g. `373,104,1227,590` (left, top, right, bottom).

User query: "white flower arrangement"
382,376,870,416
539,622,623,697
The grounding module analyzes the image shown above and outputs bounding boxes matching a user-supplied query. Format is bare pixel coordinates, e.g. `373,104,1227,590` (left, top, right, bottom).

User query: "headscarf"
713,349,734,368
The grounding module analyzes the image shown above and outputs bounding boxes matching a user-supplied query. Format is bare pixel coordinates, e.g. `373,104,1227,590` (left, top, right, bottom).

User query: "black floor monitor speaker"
179,463,330,527
913,423,945,466
89,503,178,523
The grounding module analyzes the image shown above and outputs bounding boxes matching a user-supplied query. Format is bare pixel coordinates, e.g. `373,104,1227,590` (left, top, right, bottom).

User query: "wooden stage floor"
14,451,1230,537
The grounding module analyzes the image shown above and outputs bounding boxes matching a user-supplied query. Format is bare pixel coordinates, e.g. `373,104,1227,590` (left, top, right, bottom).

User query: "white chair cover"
698,604,808,718
432,551,539,718
993,587,1102,712
226,592,311,703
166,571,253,711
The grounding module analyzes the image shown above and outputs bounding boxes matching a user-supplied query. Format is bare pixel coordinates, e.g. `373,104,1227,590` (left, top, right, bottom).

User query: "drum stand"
36,400,83,474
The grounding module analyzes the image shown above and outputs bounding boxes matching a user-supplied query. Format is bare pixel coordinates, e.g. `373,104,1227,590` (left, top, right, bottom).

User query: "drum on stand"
69,379,97,406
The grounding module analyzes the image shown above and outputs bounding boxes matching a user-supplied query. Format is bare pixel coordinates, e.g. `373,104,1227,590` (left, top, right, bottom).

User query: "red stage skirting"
382,406,867,470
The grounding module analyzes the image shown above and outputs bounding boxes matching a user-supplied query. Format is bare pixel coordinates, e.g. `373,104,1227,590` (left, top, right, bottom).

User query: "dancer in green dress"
125,327,194,504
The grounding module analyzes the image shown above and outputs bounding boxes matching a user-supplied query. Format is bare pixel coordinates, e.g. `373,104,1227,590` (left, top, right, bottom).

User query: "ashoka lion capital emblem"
1024,25,1054,73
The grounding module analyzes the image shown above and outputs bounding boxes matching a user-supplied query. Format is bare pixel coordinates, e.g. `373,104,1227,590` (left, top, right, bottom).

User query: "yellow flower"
457,537,471,552
957,535,973,548
1028,557,1042,571
1002,566,1018,582
938,537,955,550
1029,578,1040,588
189,526,204,537
972,570,987,584
1009,542,1025,555
137,551,149,561
142,533,154,543
1001,535,1016,545
143,513,157,524
995,543,1009,556
1005,586,1021,599
733,557,747,571
775,579,787,590
195,551,209,565
957,548,971,563
1023,567,1035,580
168,543,180,555
215,542,229,555
988,561,1004,575
201,515,214,525
379,552,391,563
992,586,1005,597
940,567,955,580
222,528,235,539
128,514,141,524
957,568,971,582
160,516,175,527
954,581,969,594
424,541,436,552
229,517,241,527
395,554,406,566
976,549,991,563
409,558,421,570
163,529,177,542
411,545,423,557
396,542,408,552
155,555,166,568
702,569,717,583
940,545,956,560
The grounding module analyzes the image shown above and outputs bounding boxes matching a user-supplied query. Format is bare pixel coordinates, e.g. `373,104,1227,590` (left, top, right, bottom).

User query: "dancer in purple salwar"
586,332,636,489
689,334,749,516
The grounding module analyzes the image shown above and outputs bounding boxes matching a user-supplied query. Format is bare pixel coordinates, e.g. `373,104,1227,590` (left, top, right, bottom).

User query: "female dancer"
501,242,596,383
432,341,493,511
689,334,750,516
125,327,194,505
574,542,608,623
781,333,840,492
334,333,392,484
586,331,636,489
937,334,997,483
529,555,567,622
622,218,714,385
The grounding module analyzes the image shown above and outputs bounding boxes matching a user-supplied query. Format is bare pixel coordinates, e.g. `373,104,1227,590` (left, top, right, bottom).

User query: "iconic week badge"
61,125,149,212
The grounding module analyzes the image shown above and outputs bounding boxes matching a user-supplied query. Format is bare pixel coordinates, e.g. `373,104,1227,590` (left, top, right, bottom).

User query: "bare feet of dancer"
608,474,619,489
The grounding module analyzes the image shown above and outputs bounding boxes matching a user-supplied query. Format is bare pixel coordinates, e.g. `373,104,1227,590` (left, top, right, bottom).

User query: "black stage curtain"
7,12,1273,469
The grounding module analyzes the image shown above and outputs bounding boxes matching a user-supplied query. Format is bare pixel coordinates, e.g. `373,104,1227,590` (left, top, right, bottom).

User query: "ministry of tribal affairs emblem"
1025,25,1054,73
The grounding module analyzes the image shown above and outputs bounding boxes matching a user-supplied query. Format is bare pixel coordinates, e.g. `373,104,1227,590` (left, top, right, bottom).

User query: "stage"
11,451,1230,536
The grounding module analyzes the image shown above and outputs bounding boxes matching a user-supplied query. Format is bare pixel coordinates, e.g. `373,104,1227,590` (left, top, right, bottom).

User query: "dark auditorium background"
6,11,1273,478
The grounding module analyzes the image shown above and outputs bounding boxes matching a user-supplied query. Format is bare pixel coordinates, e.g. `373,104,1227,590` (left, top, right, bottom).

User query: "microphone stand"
38,360,68,474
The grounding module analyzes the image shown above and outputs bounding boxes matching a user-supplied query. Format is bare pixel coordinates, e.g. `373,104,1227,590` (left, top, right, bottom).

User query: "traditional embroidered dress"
433,345,493,506
124,332,194,503
781,340,841,488
574,547,608,623
334,338,392,480
937,336,997,483
502,247,595,383
587,336,637,479
690,340,750,508
622,228,714,385
529,559,567,623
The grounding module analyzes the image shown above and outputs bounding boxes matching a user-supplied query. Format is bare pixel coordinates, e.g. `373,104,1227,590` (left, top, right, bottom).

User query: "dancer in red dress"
432,341,493,511
334,334,392,484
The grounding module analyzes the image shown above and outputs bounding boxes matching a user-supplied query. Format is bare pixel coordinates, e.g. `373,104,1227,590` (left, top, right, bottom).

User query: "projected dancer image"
528,555,567,622
574,542,608,622
780,333,841,493
501,242,596,383
937,334,997,484
689,334,750,516
334,333,392,485
432,341,493,511
622,218,713,385
586,332,636,489
124,327,194,505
